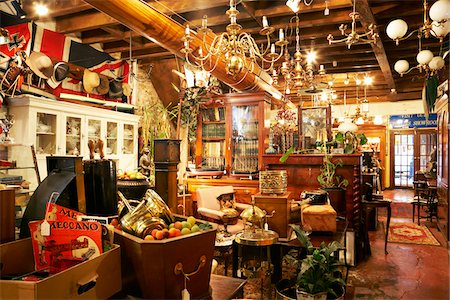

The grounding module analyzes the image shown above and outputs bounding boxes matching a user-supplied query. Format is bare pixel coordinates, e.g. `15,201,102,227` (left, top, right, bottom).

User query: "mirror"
298,106,331,150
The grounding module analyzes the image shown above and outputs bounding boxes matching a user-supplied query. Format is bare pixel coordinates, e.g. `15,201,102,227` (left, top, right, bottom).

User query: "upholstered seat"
196,186,251,234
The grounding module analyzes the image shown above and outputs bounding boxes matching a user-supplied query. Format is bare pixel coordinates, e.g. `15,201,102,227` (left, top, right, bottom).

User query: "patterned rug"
388,222,440,246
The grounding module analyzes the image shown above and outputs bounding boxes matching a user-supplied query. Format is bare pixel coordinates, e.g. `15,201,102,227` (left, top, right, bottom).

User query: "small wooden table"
209,274,246,300
361,199,391,255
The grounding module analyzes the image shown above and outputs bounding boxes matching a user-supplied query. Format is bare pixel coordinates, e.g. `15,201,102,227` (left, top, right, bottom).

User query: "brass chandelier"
271,14,327,95
181,0,289,78
327,0,378,49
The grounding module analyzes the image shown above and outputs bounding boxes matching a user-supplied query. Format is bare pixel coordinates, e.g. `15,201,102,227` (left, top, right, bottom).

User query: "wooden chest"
114,217,216,299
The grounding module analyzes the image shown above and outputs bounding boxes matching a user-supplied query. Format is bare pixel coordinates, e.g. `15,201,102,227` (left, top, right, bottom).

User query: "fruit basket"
113,215,216,299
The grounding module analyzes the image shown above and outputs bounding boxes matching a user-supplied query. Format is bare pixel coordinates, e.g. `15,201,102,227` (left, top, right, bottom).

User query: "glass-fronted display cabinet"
107,121,118,155
195,92,270,175
36,112,57,155
201,106,226,170
65,116,82,155
123,124,134,154
231,105,259,174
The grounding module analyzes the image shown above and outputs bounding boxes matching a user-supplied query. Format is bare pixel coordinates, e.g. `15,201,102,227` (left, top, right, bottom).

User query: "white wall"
331,100,424,120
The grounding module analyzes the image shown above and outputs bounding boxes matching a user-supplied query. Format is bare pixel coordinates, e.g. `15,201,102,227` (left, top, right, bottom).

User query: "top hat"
26,52,53,79
83,69,100,94
96,76,110,95
47,61,70,89
108,80,123,99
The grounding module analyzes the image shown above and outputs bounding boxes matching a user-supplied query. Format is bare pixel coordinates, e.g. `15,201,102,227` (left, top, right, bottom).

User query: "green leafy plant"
172,84,208,140
290,225,346,298
335,132,367,154
317,155,349,189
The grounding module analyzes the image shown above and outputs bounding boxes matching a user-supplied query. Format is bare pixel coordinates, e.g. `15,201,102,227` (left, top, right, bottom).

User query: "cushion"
217,192,239,218
196,186,234,211
301,204,337,232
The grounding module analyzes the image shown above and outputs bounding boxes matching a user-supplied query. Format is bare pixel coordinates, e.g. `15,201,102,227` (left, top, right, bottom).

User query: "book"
29,219,103,274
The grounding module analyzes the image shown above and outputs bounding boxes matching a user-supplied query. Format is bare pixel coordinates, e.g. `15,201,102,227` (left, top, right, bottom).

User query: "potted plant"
276,225,346,300
335,131,367,154
317,155,348,215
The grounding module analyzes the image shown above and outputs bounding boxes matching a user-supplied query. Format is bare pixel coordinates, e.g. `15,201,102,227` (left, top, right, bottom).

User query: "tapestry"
387,222,440,246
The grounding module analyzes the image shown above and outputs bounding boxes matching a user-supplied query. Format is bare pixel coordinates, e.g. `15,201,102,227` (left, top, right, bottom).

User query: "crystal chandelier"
271,14,327,95
181,0,289,78
327,0,378,49
386,0,449,45
387,0,448,77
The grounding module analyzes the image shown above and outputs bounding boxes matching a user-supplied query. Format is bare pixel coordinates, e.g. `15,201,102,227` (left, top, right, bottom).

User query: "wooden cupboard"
435,81,449,243
195,92,271,176
7,95,139,179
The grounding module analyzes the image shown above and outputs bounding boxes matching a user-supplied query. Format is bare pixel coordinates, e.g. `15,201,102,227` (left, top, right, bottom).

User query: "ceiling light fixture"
286,0,315,13
324,1,330,16
344,73,350,85
393,37,445,77
273,14,327,96
327,0,378,49
182,0,288,78
386,0,449,45
35,3,49,16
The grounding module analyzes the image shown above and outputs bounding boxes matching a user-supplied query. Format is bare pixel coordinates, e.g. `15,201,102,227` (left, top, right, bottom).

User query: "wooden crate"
114,217,216,299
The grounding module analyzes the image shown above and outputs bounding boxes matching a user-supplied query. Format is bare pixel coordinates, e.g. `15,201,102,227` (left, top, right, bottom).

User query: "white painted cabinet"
8,95,140,179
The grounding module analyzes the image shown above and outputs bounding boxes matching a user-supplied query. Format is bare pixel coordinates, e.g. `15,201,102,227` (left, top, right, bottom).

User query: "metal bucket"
259,170,287,194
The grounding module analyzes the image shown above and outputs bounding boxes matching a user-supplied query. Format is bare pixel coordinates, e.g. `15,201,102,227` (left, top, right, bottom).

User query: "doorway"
390,129,437,188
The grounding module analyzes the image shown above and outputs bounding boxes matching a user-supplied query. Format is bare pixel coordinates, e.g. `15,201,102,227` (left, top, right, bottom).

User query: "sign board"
389,113,437,129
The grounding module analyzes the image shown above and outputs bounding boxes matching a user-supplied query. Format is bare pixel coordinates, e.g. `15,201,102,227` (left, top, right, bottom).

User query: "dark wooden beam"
355,0,396,90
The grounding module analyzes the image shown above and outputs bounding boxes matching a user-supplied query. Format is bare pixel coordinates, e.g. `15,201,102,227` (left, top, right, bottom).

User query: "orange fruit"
144,235,154,241
168,228,178,238
155,230,164,240
151,229,158,238
174,221,183,230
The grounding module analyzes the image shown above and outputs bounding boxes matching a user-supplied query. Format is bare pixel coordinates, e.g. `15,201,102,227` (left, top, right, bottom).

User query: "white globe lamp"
386,19,408,41
338,118,358,133
431,21,450,39
429,56,445,70
429,0,449,22
416,50,434,65
394,60,410,75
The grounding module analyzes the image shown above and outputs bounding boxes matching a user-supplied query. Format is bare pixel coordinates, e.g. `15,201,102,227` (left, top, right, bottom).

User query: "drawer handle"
77,273,98,295
174,255,206,278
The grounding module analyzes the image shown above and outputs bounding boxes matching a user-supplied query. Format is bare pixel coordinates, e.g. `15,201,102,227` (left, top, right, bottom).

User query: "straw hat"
122,82,132,97
95,76,109,95
108,80,123,99
47,61,70,89
83,69,100,94
26,52,53,79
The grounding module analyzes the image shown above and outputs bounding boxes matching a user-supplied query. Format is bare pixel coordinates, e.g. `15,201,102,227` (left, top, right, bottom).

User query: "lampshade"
416,50,434,65
394,60,410,74
386,19,408,40
431,21,450,38
429,0,449,22
338,118,358,133
429,56,445,70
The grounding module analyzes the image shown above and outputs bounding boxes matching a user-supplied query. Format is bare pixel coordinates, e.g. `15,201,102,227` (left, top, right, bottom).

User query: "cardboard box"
0,238,121,299
114,217,216,299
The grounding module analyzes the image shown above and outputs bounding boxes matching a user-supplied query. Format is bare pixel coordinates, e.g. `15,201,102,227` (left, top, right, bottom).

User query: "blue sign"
389,113,437,129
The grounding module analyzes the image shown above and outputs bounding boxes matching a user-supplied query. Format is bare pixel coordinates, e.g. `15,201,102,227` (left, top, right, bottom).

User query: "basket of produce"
117,170,151,199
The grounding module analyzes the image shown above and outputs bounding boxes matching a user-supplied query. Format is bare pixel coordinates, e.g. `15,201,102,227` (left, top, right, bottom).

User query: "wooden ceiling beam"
355,0,396,90
22,0,92,18
55,0,232,33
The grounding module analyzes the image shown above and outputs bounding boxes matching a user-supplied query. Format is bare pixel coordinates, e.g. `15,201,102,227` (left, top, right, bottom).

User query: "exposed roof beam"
355,0,396,90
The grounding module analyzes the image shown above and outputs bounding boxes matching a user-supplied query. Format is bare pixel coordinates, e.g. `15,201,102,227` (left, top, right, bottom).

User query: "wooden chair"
411,181,438,225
